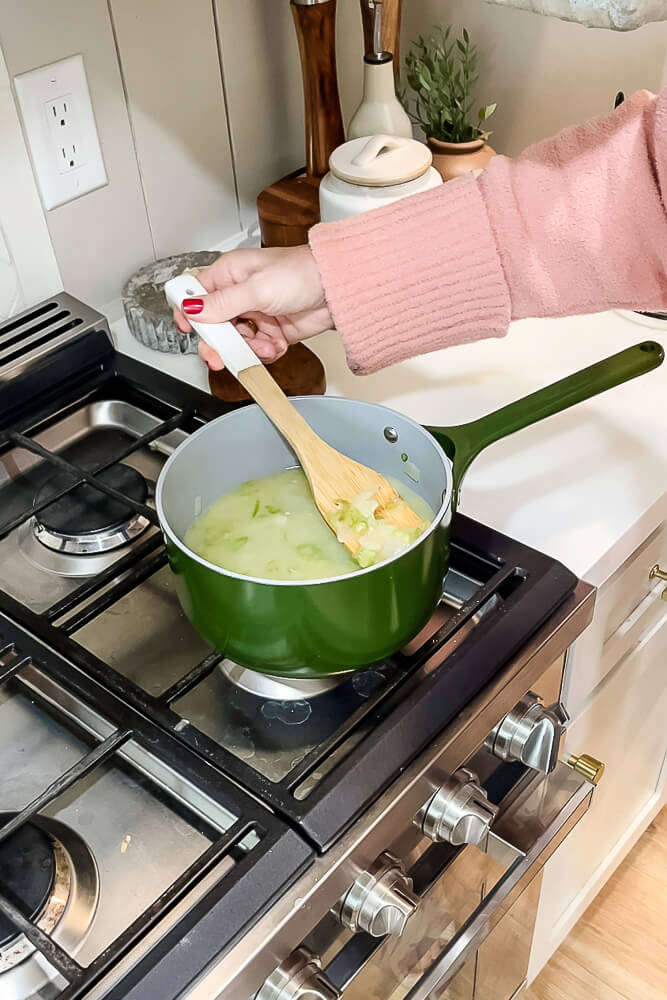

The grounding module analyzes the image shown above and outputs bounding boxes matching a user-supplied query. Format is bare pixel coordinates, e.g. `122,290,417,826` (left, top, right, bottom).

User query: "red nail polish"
182,298,204,315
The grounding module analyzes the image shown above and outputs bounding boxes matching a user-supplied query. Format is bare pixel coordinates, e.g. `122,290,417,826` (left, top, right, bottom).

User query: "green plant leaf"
402,23,494,143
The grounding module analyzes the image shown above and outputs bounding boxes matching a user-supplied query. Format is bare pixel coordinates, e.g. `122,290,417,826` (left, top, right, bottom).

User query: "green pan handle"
427,340,664,509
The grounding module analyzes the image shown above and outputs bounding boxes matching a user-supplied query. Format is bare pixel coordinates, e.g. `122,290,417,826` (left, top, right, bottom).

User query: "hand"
173,245,333,371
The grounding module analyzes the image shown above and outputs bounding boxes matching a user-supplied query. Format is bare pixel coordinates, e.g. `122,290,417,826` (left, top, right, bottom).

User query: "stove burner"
220,661,348,700
0,814,99,994
0,822,55,950
34,464,150,555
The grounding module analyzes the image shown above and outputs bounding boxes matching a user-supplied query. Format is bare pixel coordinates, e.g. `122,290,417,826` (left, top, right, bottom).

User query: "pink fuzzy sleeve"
309,89,667,375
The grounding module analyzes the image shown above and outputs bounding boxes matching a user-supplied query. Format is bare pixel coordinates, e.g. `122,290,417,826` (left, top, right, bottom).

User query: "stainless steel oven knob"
419,768,498,846
484,693,569,773
337,852,418,937
254,948,340,1000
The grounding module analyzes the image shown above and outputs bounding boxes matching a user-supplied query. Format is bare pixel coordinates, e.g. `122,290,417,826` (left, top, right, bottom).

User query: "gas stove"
0,295,600,1000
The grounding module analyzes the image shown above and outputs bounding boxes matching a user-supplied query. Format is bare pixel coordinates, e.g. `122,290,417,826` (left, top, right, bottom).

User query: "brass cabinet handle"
568,753,605,785
649,564,667,601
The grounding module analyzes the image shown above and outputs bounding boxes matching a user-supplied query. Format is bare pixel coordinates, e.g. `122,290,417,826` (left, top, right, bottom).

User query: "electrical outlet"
44,93,79,172
14,55,107,210
44,93,82,173
46,94,73,130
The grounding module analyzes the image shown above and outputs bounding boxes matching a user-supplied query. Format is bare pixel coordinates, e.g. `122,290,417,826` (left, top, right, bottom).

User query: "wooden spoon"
165,275,423,557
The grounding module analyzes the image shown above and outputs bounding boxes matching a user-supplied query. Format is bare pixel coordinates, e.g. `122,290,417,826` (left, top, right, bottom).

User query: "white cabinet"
528,520,667,981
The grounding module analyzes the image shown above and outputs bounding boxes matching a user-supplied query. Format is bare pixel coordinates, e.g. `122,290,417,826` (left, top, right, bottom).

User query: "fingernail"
182,298,204,315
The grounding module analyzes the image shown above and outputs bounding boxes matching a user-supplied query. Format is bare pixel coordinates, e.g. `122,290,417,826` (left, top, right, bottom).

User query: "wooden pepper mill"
257,0,345,248
212,0,346,404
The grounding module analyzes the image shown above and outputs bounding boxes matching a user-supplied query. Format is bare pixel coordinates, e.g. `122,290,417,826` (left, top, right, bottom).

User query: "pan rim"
155,395,453,588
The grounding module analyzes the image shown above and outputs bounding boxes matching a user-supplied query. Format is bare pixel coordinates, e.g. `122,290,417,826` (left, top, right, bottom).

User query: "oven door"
316,761,595,1000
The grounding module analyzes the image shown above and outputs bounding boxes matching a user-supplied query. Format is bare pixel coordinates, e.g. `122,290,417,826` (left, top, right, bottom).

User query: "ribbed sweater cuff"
309,175,511,375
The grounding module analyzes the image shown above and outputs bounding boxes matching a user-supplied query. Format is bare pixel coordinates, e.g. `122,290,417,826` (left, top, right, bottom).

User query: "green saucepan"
156,341,663,679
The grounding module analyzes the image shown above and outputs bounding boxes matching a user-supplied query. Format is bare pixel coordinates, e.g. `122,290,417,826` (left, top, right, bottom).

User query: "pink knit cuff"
309,175,511,375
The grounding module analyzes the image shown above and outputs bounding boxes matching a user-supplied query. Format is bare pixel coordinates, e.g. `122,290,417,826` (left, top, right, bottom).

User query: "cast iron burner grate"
0,820,55,949
0,627,313,1000
0,310,579,855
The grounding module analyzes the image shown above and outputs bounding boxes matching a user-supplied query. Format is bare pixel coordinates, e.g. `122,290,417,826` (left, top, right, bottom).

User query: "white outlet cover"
14,54,107,210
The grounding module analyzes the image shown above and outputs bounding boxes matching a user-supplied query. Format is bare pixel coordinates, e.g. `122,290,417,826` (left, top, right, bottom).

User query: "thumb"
183,279,261,325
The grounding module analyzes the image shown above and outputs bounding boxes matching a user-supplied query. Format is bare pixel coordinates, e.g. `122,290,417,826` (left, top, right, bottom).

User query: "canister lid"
329,135,432,188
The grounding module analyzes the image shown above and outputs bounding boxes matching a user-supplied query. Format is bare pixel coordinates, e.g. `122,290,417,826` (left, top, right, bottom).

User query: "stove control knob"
419,768,498,846
254,948,340,1000
485,693,569,774
337,853,418,937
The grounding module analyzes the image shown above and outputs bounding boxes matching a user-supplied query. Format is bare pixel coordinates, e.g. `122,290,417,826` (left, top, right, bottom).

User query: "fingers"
174,306,193,333
198,341,223,371
196,315,288,371
247,330,289,362
195,248,283,291
182,276,265,326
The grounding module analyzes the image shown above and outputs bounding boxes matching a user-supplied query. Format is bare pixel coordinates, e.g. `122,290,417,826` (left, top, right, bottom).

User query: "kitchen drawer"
566,520,667,714
537,609,667,938
601,521,667,644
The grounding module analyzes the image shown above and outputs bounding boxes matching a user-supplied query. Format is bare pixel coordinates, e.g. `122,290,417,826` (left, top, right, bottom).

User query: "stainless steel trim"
17,519,161,581
34,514,150,555
220,663,347,701
0,400,187,488
0,293,111,382
372,0,383,55
180,581,595,1000
403,765,594,1000
15,663,241,836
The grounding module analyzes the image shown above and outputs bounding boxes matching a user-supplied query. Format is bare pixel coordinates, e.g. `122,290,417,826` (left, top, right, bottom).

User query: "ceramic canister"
319,134,442,222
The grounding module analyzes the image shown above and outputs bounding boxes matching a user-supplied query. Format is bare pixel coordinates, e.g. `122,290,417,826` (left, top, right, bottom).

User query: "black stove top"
0,295,579,999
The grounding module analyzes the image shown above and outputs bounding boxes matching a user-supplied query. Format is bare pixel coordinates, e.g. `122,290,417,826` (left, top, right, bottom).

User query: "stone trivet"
122,251,220,354
209,343,326,401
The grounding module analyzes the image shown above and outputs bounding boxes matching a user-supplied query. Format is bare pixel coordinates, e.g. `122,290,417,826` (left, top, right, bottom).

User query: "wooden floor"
524,807,666,1000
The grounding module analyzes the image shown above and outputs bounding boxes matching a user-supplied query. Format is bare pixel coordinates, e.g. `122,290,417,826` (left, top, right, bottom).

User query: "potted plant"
402,26,497,182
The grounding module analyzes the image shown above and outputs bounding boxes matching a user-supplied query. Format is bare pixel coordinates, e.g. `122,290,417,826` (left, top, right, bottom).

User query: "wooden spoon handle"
237,364,320,463
165,274,321,467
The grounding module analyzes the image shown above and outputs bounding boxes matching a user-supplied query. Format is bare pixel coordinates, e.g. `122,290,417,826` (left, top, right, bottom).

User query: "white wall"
0,42,61,312
402,1,667,156
0,0,665,314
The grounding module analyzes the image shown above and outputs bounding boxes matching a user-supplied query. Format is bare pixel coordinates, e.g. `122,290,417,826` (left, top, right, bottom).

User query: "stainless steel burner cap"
33,464,150,556
34,515,149,556
220,662,348,700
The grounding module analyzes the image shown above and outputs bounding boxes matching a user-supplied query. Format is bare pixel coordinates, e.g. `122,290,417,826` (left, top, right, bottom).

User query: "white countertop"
111,309,667,587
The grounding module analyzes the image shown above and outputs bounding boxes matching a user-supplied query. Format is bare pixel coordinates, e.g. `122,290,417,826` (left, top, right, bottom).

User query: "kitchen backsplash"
0,0,665,313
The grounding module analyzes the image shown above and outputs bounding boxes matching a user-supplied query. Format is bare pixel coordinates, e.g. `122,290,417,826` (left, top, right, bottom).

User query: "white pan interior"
157,396,452,545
